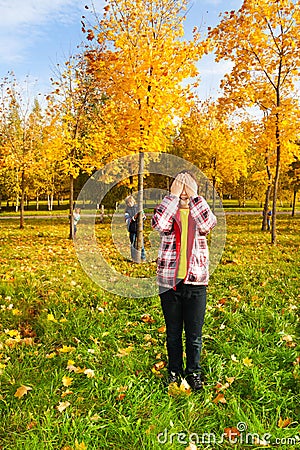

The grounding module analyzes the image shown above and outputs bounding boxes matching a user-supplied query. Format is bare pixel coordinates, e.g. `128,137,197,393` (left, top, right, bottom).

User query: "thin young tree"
49,54,106,239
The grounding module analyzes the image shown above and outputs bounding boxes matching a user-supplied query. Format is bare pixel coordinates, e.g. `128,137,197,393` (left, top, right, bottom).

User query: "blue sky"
0,0,242,100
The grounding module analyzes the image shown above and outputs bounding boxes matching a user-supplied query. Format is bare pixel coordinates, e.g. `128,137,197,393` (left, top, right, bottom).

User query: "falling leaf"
212,393,227,404
278,417,291,428
116,393,126,401
62,376,73,387
57,401,70,412
242,357,253,367
14,385,32,399
157,325,166,333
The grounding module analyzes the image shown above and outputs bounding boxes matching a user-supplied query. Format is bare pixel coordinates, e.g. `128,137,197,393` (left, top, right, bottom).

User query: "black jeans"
159,281,206,375
129,232,145,261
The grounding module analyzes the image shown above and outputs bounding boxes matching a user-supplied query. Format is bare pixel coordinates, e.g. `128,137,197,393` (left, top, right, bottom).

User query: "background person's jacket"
152,194,217,289
125,205,138,233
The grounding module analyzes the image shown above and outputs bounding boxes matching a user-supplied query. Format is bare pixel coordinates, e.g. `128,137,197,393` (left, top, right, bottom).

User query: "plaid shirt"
152,194,217,289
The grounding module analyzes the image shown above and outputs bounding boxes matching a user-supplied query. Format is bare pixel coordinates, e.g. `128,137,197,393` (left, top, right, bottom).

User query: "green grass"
0,215,299,449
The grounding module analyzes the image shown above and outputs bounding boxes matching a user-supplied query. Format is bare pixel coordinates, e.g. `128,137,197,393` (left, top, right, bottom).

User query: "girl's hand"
170,173,185,197
184,173,198,198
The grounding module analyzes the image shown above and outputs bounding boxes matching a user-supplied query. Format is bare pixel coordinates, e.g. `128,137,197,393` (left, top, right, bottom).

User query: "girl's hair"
176,170,198,183
125,195,136,206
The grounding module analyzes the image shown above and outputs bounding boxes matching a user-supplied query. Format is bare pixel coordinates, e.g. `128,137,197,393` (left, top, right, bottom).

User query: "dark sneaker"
167,371,182,386
186,373,202,391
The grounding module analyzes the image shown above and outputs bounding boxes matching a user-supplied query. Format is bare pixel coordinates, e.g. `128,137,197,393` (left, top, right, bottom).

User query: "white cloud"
0,0,83,27
0,0,98,64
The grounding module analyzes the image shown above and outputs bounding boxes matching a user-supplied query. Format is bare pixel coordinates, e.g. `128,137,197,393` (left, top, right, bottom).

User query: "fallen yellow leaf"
58,345,75,353
116,346,134,357
212,393,227,404
153,361,167,371
84,369,95,378
242,357,253,367
278,417,291,428
47,313,57,323
185,443,198,450
57,401,70,412
62,376,73,387
75,440,87,449
14,385,32,399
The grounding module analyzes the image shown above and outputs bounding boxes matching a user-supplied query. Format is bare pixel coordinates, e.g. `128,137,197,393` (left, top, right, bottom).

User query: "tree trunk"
48,193,54,211
261,159,272,231
69,175,74,240
291,188,296,217
271,116,281,245
20,170,25,229
36,195,39,210
136,151,144,263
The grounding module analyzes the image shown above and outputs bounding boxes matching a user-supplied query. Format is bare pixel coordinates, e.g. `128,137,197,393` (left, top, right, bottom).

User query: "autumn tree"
49,53,107,238
0,74,44,228
84,0,205,261
173,101,249,203
209,0,300,243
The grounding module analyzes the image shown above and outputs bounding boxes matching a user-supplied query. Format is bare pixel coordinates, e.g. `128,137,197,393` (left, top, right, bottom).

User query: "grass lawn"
0,215,299,449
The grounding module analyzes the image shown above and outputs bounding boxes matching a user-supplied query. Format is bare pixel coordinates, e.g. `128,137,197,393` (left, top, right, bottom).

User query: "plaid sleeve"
189,196,217,234
152,195,179,233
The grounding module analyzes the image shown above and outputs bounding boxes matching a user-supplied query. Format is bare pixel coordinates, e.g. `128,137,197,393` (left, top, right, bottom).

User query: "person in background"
267,209,272,231
73,207,81,238
152,171,217,391
124,195,146,262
